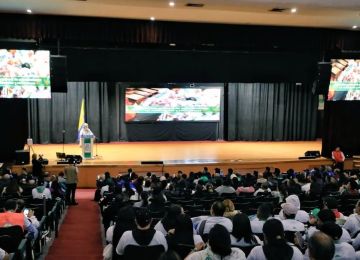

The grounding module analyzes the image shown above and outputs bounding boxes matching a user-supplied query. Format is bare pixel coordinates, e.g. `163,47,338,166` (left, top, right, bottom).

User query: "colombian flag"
77,98,85,140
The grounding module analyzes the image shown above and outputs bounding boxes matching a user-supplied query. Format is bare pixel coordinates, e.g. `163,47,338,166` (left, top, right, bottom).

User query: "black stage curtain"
322,102,360,157
227,83,318,141
29,82,120,144
29,82,222,143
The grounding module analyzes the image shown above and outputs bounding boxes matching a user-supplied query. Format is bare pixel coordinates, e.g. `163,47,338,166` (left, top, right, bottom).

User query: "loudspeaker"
304,150,321,158
141,161,164,165
313,63,331,95
50,55,68,93
14,150,30,165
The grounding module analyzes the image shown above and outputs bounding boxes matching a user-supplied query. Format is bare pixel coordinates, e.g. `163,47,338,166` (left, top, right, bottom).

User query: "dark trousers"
66,183,77,204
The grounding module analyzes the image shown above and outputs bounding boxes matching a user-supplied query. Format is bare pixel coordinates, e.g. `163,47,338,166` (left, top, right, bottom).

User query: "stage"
12,140,352,188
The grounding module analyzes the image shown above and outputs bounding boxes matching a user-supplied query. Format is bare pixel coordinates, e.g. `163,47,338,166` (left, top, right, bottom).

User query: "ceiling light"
353,25,358,29
291,8,297,13
169,43,176,47
169,1,175,7
150,17,155,21
26,9,32,14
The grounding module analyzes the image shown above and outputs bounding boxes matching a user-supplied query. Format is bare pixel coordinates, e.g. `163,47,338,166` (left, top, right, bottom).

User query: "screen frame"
123,82,224,124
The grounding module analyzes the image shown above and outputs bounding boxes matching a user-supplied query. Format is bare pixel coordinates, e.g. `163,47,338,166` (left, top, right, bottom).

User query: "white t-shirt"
306,226,351,243
154,221,167,236
304,242,356,260
247,245,304,260
106,225,114,243
185,247,246,260
195,216,233,235
230,234,262,247
279,210,309,224
343,214,360,237
281,219,305,232
115,230,168,255
32,187,52,199
251,219,266,234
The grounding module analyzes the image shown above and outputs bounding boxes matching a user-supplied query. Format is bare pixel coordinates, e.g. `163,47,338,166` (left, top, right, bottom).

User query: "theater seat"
122,244,165,260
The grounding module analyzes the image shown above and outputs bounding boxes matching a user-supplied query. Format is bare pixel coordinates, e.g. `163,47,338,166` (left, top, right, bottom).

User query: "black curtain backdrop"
322,102,360,157
29,82,223,143
227,83,318,141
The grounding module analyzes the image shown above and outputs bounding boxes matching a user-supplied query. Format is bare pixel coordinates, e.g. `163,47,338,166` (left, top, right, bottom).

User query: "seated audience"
251,203,273,234
231,213,261,247
253,182,271,196
306,231,335,260
247,219,303,260
185,224,246,260
215,179,236,195
279,195,309,223
1,178,23,197
223,199,240,219
343,199,360,237
318,222,356,260
306,209,351,243
16,199,40,228
133,191,149,208
322,197,345,220
155,204,183,235
0,199,38,240
115,208,167,256
280,203,305,232
195,201,233,235
166,215,204,258
32,181,52,199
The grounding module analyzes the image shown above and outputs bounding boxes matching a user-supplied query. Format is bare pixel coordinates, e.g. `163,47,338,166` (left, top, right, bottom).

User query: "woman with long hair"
2,178,22,197
167,215,204,258
247,219,303,260
154,204,183,235
231,213,261,246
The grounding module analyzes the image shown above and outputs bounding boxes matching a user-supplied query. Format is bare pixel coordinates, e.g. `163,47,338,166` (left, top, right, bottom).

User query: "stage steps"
354,156,360,169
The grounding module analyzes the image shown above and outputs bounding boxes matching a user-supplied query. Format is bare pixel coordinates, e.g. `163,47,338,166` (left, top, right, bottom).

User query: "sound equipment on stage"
141,161,164,165
56,154,82,164
304,150,321,158
50,55,68,93
14,150,30,165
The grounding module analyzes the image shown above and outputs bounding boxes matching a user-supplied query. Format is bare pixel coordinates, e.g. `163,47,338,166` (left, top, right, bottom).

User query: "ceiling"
0,0,359,30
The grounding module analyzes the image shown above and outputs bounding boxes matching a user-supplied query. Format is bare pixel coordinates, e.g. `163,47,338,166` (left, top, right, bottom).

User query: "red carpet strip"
46,189,103,260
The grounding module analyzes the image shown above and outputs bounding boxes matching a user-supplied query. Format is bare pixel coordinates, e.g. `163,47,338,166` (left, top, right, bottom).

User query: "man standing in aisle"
65,159,78,205
332,146,345,171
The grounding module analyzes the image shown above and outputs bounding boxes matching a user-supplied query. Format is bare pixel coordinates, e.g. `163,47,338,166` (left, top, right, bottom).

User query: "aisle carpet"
45,189,103,260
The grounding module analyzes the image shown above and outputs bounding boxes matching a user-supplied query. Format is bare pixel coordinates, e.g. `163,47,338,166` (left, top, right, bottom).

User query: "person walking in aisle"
65,159,79,205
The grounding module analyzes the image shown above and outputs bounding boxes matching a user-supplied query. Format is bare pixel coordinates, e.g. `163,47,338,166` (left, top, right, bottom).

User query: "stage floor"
15,140,348,188
31,140,323,164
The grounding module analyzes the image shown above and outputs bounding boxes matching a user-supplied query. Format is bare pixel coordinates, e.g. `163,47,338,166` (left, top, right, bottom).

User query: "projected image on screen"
125,87,221,122
328,59,360,101
0,49,51,98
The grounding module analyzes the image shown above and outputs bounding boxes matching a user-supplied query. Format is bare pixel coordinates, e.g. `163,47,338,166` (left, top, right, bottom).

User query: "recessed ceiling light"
169,1,175,7
150,16,155,21
291,8,297,13
26,9,32,14
169,43,176,47
352,25,358,29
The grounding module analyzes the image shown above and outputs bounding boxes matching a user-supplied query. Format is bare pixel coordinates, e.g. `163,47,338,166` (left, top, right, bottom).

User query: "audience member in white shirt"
251,203,273,234
195,201,233,235
253,182,271,196
343,200,360,237
230,213,262,247
280,203,305,232
306,209,351,243
247,219,303,260
279,195,309,223
32,184,52,199
318,222,356,260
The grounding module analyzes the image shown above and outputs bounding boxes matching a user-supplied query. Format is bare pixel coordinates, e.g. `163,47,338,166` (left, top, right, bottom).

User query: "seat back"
0,225,24,253
123,244,165,260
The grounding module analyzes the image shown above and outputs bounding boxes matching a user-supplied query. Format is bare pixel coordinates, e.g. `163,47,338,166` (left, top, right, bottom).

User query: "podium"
81,136,94,159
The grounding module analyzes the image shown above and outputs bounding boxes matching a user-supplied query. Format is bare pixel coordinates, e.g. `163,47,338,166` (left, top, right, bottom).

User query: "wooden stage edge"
11,141,353,188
